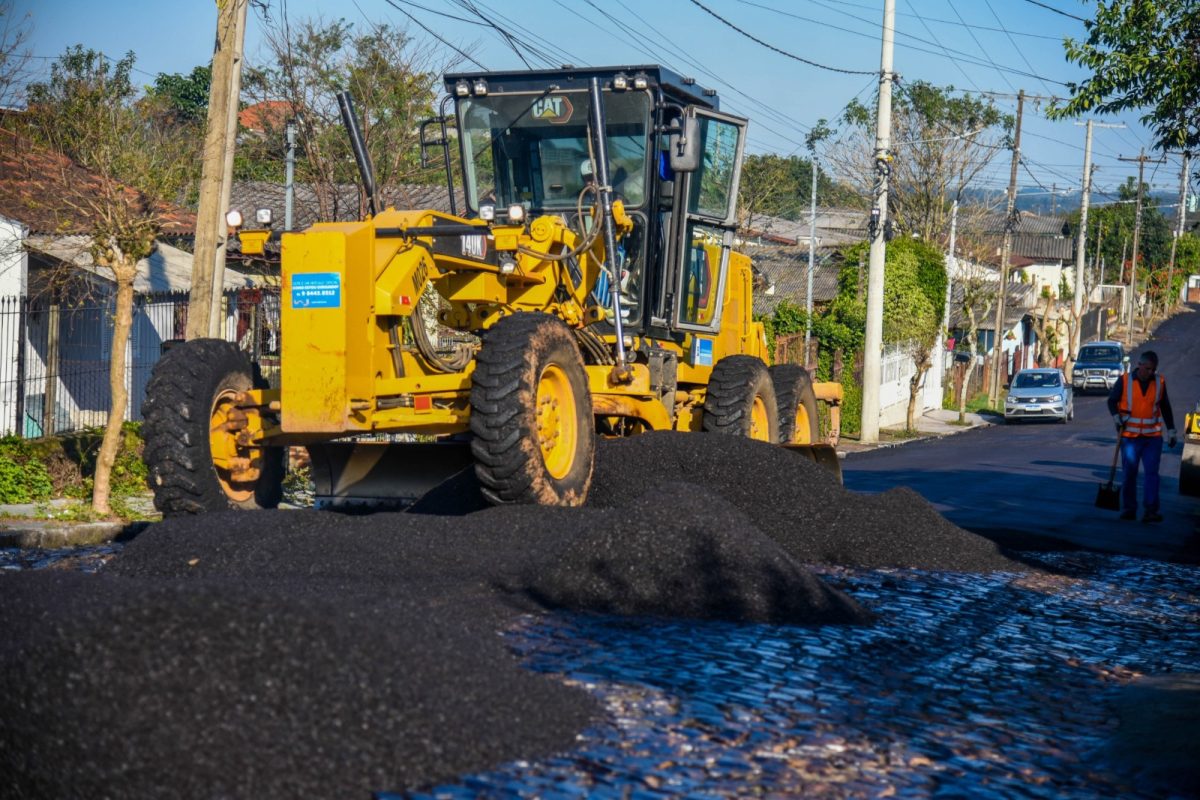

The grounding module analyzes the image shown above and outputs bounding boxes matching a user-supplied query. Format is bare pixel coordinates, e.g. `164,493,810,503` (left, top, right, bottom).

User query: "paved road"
843,305,1200,564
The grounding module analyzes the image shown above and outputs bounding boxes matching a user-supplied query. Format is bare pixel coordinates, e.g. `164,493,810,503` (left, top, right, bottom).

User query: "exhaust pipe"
336,90,378,218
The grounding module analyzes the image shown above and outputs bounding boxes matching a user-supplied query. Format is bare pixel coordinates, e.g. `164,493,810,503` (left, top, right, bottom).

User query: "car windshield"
1013,372,1061,389
1078,346,1121,362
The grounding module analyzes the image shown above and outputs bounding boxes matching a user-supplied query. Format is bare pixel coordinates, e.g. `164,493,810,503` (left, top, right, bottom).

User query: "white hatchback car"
1005,368,1074,423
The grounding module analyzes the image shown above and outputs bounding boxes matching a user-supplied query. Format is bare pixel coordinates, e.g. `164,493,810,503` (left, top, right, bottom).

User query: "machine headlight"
455,79,470,97
479,203,496,222
612,72,629,90
507,203,525,223
225,209,244,228
255,207,273,226
472,78,488,96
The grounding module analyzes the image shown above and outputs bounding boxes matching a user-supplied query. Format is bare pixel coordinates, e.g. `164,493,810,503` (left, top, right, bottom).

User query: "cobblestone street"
409,552,1200,799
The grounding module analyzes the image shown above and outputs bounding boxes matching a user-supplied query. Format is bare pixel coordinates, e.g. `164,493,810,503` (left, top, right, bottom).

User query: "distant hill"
961,186,1176,216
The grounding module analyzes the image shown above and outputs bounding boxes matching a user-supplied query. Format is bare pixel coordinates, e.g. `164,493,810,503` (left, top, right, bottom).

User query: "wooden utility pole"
988,89,1024,407
187,0,249,340
1117,149,1165,345
1165,152,1190,315
859,0,895,444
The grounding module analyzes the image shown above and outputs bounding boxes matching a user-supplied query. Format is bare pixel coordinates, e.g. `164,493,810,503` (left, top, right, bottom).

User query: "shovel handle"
1108,434,1122,483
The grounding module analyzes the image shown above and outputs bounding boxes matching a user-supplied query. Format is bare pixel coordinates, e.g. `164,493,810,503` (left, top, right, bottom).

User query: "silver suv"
1073,341,1127,393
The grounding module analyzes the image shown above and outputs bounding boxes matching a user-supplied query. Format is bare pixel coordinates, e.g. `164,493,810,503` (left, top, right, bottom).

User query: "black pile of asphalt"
1,431,1026,798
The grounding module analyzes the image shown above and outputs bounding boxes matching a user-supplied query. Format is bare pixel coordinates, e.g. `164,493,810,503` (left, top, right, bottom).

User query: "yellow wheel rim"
209,388,262,503
791,406,812,444
749,395,771,442
536,364,577,480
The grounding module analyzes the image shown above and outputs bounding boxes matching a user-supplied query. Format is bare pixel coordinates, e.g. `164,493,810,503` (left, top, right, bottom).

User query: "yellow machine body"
219,65,842,508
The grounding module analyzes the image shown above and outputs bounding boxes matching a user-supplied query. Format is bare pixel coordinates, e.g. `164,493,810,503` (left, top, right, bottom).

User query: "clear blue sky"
11,0,1189,211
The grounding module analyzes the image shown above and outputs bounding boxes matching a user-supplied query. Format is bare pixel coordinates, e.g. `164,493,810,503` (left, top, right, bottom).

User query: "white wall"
877,340,943,429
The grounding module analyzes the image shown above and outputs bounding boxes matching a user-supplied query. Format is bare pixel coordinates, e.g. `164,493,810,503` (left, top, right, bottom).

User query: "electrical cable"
687,0,875,75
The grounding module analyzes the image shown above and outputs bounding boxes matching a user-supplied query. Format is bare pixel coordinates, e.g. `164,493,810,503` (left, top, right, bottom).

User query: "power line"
982,0,1056,96
1021,0,1088,24
687,0,875,75
944,0,1016,94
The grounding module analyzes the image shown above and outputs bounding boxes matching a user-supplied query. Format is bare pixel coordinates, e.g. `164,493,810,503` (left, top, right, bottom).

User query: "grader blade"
1182,440,1200,498
1182,411,1200,498
781,443,843,485
307,441,474,510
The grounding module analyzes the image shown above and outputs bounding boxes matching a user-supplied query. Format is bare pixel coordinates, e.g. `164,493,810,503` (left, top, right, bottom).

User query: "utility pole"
285,120,297,231
859,0,895,444
1051,183,1057,216
1067,120,1093,376
187,0,249,340
1117,149,1165,344
940,197,959,377
804,149,818,361
988,89,1024,407
1164,151,1190,315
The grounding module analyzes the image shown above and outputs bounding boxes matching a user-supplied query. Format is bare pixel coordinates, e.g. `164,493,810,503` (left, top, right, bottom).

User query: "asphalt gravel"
1,432,1032,798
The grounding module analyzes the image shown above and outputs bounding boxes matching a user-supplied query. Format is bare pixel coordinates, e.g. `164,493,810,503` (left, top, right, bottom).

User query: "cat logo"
531,96,573,124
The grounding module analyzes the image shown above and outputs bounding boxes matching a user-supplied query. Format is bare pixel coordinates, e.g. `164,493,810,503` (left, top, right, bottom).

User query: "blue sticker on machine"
692,337,714,367
291,272,341,309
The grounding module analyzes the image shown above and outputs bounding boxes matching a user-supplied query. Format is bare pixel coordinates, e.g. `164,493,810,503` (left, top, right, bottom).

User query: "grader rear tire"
470,313,594,506
770,364,820,444
142,339,284,516
703,356,779,442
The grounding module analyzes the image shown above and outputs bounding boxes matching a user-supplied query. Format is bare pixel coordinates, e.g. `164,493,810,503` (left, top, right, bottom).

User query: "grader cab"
143,65,842,514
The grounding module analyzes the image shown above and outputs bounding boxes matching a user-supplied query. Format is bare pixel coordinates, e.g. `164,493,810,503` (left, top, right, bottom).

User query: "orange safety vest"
1118,373,1166,438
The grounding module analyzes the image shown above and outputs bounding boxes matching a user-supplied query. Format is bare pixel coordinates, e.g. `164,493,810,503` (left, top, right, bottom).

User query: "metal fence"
0,288,281,439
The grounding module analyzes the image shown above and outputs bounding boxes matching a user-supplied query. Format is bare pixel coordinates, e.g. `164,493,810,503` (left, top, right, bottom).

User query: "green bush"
0,440,54,503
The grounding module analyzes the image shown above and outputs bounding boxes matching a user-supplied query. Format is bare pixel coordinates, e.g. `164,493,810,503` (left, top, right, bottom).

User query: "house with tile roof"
0,127,253,436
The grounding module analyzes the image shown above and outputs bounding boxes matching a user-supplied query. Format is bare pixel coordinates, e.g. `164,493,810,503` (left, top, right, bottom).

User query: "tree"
241,16,455,217
833,237,946,432
827,81,1012,243
145,64,212,123
1049,0,1200,155
737,152,861,232
21,47,194,515
0,0,31,108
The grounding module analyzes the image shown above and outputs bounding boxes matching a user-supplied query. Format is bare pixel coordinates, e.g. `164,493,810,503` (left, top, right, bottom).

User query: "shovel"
1095,434,1122,511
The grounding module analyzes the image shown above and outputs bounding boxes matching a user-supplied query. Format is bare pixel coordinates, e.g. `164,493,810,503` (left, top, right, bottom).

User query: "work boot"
1120,509,1136,520
1142,510,1164,523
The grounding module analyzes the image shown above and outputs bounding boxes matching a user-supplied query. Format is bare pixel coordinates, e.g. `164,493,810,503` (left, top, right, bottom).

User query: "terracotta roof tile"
0,127,195,236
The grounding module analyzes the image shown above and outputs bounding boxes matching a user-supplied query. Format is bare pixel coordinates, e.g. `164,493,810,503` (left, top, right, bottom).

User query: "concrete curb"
0,519,150,548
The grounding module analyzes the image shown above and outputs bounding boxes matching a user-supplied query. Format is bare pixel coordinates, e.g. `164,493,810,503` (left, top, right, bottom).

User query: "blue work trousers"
1120,435,1163,513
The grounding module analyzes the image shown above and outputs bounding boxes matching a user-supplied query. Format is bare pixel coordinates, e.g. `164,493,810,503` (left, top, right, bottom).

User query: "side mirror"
669,117,700,173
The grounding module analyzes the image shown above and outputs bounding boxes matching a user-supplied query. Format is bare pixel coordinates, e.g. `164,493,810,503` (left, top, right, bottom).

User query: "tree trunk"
92,267,136,516
906,346,932,433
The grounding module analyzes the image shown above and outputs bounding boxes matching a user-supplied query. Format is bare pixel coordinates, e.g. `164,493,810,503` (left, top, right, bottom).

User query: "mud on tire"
142,339,284,515
702,355,779,442
469,313,594,506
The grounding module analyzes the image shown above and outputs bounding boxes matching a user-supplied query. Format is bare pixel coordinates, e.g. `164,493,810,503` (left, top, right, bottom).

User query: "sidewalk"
838,407,994,455
0,497,153,549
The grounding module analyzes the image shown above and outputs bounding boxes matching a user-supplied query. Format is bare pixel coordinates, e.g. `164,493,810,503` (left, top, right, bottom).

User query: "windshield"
1013,372,1061,389
1078,346,1121,362
457,90,651,214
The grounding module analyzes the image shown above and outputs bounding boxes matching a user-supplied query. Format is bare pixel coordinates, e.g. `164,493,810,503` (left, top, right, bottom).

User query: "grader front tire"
770,364,820,444
703,356,779,443
469,313,595,506
142,339,284,516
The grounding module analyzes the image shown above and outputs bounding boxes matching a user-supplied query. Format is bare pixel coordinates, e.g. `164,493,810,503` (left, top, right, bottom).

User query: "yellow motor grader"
143,65,841,514
1182,402,1200,497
